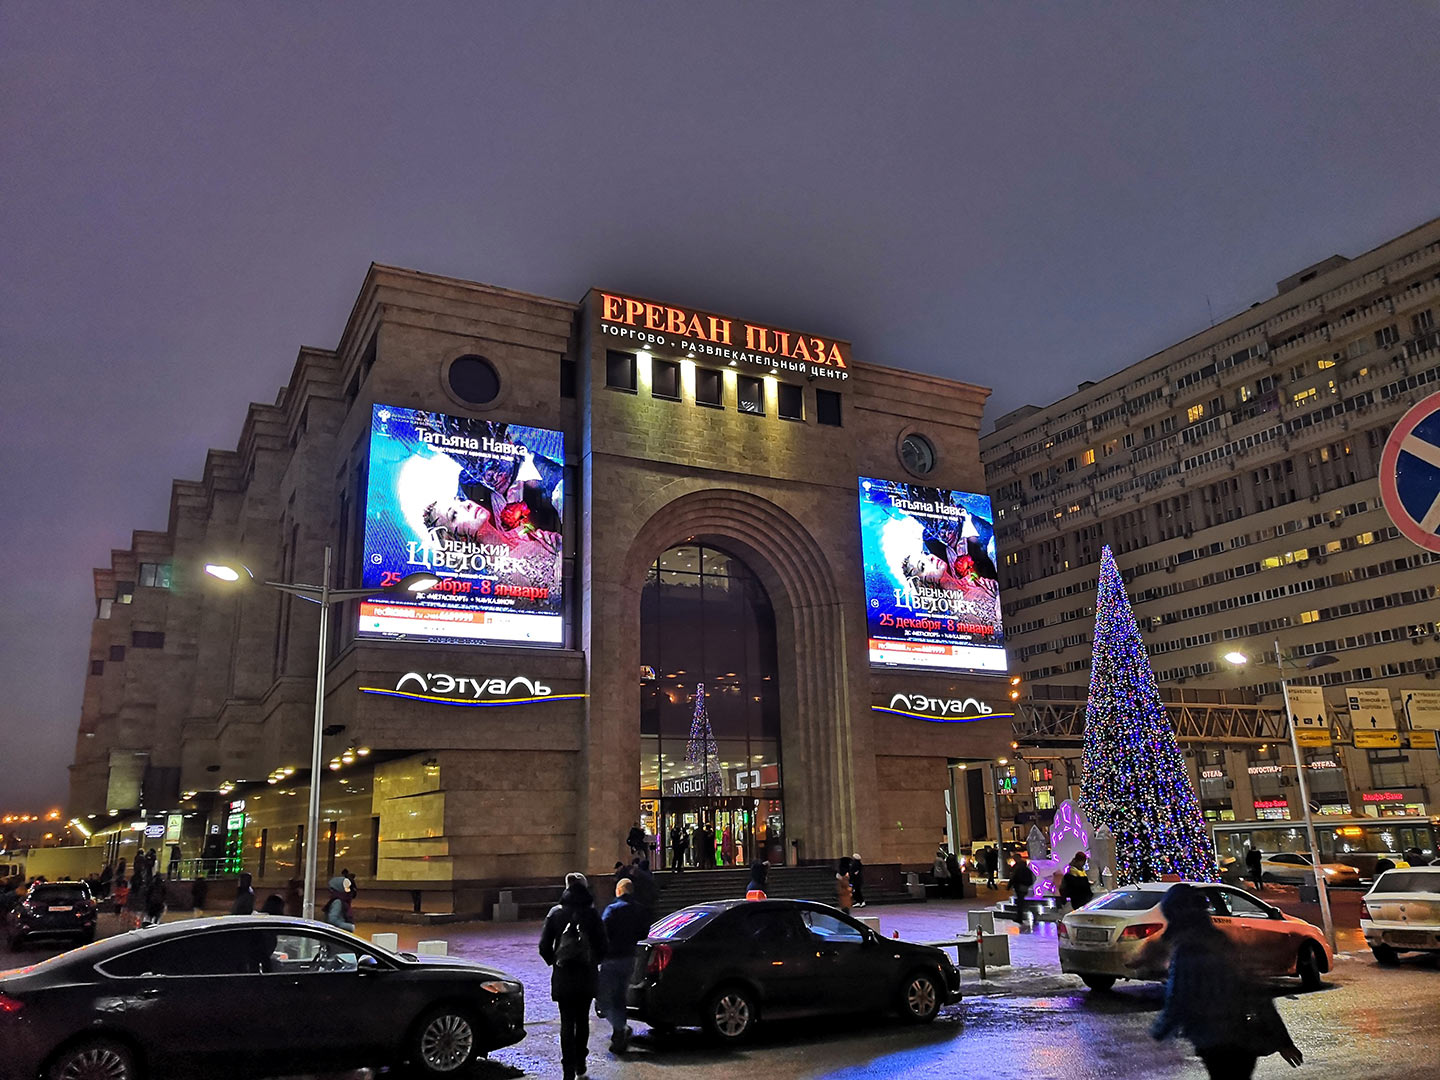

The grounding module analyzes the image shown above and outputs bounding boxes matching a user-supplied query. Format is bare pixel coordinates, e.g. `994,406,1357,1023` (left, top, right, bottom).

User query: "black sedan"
627,899,961,1041
5,883,98,951
0,916,524,1080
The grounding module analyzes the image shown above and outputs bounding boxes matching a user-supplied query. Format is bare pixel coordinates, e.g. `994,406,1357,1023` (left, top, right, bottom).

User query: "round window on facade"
447,355,500,404
900,433,937,476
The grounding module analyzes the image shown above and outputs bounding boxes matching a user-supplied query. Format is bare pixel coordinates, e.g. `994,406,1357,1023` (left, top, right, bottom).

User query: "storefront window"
641,544,784,867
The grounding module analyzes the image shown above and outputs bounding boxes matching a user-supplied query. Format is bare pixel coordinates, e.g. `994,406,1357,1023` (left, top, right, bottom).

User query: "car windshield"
1079,889,1162,912
1371,871,1440,895
31,885,89,903
648,908,718,940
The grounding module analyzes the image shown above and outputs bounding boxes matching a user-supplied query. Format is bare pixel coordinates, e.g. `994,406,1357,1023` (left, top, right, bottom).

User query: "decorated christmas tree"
686,682,722,795
1078,546,1217,884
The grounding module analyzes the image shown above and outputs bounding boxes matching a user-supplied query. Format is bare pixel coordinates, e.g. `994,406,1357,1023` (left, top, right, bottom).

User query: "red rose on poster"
499,501,532,531
955,554,975,577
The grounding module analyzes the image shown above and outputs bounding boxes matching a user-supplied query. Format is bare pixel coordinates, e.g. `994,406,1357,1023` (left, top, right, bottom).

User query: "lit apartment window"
1082,448,1096,466
1186,403,1205,423
1300,610,1320,624
1292,387,1318,407
96,598,113,620
1317,358,1336,370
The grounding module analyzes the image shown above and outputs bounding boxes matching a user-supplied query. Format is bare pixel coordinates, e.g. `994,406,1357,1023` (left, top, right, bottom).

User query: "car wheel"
1371,944,1400,966
45,1039,138,1080
704,985,757,1042
899,969,943,1023
1296,943,1323,991
407,1006,479,1076
1080,974,1117,992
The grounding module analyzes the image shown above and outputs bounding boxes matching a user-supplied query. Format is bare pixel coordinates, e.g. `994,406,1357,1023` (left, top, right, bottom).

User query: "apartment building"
981,217,1440,831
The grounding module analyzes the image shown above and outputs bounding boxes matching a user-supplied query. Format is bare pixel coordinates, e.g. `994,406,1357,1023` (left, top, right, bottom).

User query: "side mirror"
357,954,382,972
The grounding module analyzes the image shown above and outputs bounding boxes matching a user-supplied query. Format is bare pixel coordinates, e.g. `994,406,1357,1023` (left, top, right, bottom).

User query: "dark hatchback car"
0,916,524,1080
5,883,98,951
628,899,961,1041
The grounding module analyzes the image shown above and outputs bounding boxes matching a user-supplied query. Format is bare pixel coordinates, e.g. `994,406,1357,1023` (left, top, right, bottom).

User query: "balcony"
1322,268,1388,310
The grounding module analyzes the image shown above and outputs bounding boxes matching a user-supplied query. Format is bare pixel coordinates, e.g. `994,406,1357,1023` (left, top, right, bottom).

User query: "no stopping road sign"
1380,390,1440,554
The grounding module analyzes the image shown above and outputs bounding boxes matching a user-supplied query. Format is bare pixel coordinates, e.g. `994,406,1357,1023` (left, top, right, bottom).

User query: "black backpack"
554,913,592,968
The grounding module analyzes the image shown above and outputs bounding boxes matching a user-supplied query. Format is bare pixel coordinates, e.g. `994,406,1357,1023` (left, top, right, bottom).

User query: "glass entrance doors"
654,796,785,870
640,544,785,868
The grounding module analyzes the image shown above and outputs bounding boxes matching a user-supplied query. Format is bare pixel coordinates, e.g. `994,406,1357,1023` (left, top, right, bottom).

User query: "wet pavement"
7,884,1438,1078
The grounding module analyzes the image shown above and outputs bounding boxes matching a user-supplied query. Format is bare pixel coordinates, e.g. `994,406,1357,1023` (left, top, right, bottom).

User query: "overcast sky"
2,2,1438,810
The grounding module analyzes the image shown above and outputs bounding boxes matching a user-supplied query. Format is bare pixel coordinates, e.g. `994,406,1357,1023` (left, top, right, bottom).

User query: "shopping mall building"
70,268,1018,911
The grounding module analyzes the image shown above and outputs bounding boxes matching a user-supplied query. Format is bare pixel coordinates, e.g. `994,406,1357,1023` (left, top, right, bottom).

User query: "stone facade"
71,267,1015,910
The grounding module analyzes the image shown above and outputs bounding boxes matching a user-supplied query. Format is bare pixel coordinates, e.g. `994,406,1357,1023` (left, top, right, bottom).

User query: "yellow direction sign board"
1404,689,1440,749
1348,686,1399,749
1284,684,1332,747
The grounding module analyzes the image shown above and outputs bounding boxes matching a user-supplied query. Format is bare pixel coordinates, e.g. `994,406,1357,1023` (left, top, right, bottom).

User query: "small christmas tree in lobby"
1078,546,1217,884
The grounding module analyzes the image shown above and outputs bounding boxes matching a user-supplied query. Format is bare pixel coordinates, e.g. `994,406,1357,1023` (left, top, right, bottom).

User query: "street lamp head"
1305,654,1339,670
396,571,440,593
1223,651,1249,667
203,563,247,583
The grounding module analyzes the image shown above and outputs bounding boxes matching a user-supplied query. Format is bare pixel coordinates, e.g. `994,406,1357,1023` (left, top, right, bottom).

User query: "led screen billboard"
859,477,1007,673
359,404,564,646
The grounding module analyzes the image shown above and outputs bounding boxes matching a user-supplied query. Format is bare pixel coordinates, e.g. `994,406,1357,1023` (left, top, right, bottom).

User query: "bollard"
417,940,448,957
976,927,987,981
371,932,399,952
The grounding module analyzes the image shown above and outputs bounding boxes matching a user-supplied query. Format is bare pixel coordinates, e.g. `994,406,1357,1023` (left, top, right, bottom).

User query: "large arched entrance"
639,543,786,868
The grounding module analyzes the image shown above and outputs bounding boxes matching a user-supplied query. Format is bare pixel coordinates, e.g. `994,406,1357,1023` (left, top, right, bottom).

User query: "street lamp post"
1225,643,1338,951
205,546,436,920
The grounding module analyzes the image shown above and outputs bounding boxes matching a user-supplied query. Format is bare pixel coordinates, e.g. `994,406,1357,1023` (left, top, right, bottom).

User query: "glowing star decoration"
1078,546,1217,885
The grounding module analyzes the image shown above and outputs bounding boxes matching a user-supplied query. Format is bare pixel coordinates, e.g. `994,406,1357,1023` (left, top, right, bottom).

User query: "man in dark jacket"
1245,847,1264,892
1059,853,1094,909
1152,884,1302,1077
1008,855,1036,930
598,878,650,1053
629,859,658,912
849,852,866,908
539,873,608,1080
984,846,1000,889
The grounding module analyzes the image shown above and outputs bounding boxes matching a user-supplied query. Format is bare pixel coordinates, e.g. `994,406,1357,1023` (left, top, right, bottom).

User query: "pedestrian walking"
230,871,256,915
1008,854,1036,930
124,870,147,928
933,845,952,897
539,873,607,1080
1059,852,1093,909
1245,847,1264,892
190,875,209,916
669,824,686,873
323,876,355,932
626,822,647,859
722,825,736,866
598,878,649,1054
835,857,854,912
284,876,303,916
1151,884,1302,1078
142,875,168,927
746,857,769,900
629,859,658,912
849,852,866,908
984,845,1000,890
166,843,182,880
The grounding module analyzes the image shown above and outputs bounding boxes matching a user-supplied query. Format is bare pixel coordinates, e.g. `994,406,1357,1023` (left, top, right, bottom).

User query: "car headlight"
481,980,521,995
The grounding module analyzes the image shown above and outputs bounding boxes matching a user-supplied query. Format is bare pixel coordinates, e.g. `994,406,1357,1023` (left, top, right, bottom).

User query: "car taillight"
0,993,24,1016
645,943,672,976
1120,923,1164,941
1359,899,1371,920
1056,922,1069,939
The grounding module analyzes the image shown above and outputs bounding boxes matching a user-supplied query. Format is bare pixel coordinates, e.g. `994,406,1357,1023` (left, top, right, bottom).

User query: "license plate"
1387,930,1432,947
1074,927,1109,943
47,905,73,912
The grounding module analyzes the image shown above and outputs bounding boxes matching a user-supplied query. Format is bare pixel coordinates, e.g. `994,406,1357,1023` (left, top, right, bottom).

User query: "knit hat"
565,872,589,891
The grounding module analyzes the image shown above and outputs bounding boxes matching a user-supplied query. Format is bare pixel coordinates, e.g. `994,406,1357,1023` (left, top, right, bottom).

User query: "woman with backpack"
539,873,608,1080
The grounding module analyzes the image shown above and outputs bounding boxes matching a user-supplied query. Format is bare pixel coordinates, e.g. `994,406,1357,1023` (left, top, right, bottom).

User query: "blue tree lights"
1078,547,1217,885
